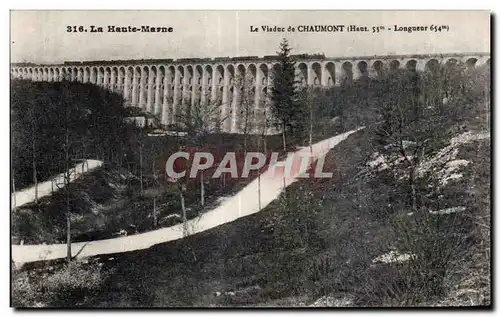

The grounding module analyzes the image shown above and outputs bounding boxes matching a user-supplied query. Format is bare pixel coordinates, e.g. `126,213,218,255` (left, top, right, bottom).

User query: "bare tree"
63,128,73,262
27,105,39,204
234,73,256,154
54,81,89,262
176,91,229,207
152,159,159,227
139,140,144,196
256,95,271,210
12,174,17,211
165,161,197,262
53,118,77,262
298,86,319,153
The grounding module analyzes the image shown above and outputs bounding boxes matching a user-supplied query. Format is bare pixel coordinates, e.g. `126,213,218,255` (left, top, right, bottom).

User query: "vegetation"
11,39,490,307
11,80,129,192
270,38,305,150
12,260,113,307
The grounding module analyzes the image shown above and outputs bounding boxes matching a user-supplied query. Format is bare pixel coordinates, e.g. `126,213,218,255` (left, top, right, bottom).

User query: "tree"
235,73,256,154
297,86,321,153
376,62,473,213
270,38,305,198
29,104,39,204
164,149,199,262
257,106,270,210
62,126,73,262
12,174,17,210
270,38,305,151
55,80,85,262
175,95,229,207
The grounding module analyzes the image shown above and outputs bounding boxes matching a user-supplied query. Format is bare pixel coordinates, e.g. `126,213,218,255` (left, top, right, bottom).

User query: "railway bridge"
11,52,490,133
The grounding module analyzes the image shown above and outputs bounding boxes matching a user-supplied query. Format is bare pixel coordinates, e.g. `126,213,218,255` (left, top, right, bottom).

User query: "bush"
392,212,468,303
273,184,323,251
12,261,113,307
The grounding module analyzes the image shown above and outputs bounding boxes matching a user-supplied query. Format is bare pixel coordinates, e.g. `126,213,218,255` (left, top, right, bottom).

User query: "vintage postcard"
10,10,491,308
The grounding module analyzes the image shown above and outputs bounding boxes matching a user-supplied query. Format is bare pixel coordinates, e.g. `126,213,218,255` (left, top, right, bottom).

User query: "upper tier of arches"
11,54,490,89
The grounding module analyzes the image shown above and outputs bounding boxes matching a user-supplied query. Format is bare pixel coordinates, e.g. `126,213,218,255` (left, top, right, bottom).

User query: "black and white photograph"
9,10,491,308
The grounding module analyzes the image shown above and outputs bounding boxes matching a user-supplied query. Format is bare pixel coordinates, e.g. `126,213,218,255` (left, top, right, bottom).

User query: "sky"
10,10,491,64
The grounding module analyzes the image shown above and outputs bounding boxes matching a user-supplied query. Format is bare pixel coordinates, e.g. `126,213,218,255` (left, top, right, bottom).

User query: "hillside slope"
13,123,489,307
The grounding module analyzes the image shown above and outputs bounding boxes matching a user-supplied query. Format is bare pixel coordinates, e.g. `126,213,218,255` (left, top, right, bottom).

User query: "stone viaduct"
10,52,490,133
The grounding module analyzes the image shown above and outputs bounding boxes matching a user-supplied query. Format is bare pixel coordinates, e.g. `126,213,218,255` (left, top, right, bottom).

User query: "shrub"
12,261,113,307
384,211,471,305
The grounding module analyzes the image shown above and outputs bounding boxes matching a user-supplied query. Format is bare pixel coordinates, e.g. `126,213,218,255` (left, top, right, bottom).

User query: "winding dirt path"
12,159,104,211
12,129,362,264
